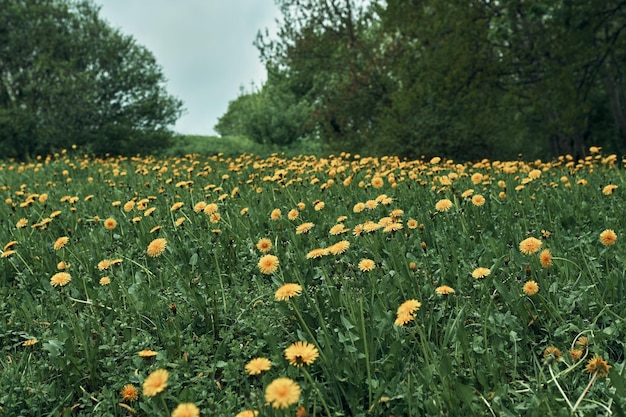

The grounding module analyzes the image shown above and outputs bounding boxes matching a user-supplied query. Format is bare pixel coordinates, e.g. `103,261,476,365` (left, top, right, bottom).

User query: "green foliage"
242,0,626,160
0,0,183,158
215,70,313,146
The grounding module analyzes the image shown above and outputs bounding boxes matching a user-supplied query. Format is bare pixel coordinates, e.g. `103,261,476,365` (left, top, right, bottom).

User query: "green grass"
0,150,625,416
166,134,325,158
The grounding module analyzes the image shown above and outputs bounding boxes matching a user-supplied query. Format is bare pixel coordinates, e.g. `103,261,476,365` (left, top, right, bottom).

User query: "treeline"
0,0,183,158
217,0,626,161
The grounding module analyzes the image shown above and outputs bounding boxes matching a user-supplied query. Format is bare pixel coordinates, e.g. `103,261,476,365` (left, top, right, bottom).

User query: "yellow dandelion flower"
296,222,315,234
314,201,325,211
287,209,299,220
235,410,259,417
471,172,483,185
519,237,542,254
407,219,418,229
53,236,69,251
4,241,17,251
576,336,589,347
143,207,156,217
16,218,28,228
284,341,319,367
371,176,384,188
435,199,453,212
328,240,350,255
138,349,158,358
329,224,349,235
99,277,111,286
240,207,249,215
395,299,421,326
544,346,562,362
570,348,584,361
364,199,378,210
120,384,139,402
523,280,539,296
103,217,117,230
171,403,200,417
461,189,474,198
358,258,376,272
270,208,282,220
175,217,185,226
306,248,328,259
586,355,611,377
435,285,455,295
258,254,279,274
602,184,618,195
256,238,272,253
123,201,135,212
22,339,38,347
1,250,15,258
245,358,272,375
97,259,112,271
471,267,491,279
203,203,218,215
600,229,617,246
264,377,301,409
353,202,365,213
142,369,169,397
57,261,70,270
147,238,167,257
539,249,553,268
275,283,303,301
50,272,71,287
471,194,486,207
170,202,184,212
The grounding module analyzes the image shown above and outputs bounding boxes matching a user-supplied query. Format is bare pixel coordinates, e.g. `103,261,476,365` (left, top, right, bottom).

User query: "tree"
0,0,183,158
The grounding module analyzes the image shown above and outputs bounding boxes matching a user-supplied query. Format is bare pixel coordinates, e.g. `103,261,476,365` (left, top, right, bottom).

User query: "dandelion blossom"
138,349,158,358
395,299,421,326
287,209,299,220
120,384,139,402
171,403,200,417
600,229,617,246
523,280,539,296
270,208,282,220
275,283,303,301
147,238,167,257
53,236,69,251
99,277,111,286
371,176,384,188
258,254,279,274
296,222,315,234
256,238,272,253
328,240,350,255
539,249,553,268
435,199,453,212
50,272,71,287
602,184,618,195
170,202,184,212
586,355,611,377
235,411,259,417
22,339,38,347
265,377,301,409
245,357,272,375
543,346,562,362
519,237,542,254
285,341,319,367
471,267,491,279
471,194,486,207
235,410,259,417
435,285,455,295
358,258,376,272
16,218,28,228
103,217,117,230
306,248,328,259
142,369,169,397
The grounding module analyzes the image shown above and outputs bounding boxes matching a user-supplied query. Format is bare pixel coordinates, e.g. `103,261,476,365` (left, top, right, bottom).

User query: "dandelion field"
1,149,625,416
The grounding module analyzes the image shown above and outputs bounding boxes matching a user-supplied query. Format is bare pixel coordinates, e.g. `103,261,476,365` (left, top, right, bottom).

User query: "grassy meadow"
1,148,625,416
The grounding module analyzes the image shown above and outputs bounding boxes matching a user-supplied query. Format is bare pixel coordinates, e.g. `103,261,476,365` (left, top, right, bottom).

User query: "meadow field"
1,148,625,416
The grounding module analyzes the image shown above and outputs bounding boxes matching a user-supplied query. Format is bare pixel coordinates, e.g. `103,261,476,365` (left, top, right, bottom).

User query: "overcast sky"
96,1,281,136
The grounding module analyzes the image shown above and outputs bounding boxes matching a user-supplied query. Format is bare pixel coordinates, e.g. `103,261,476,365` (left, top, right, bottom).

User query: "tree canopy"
220,0,626,160
0,0,183,158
